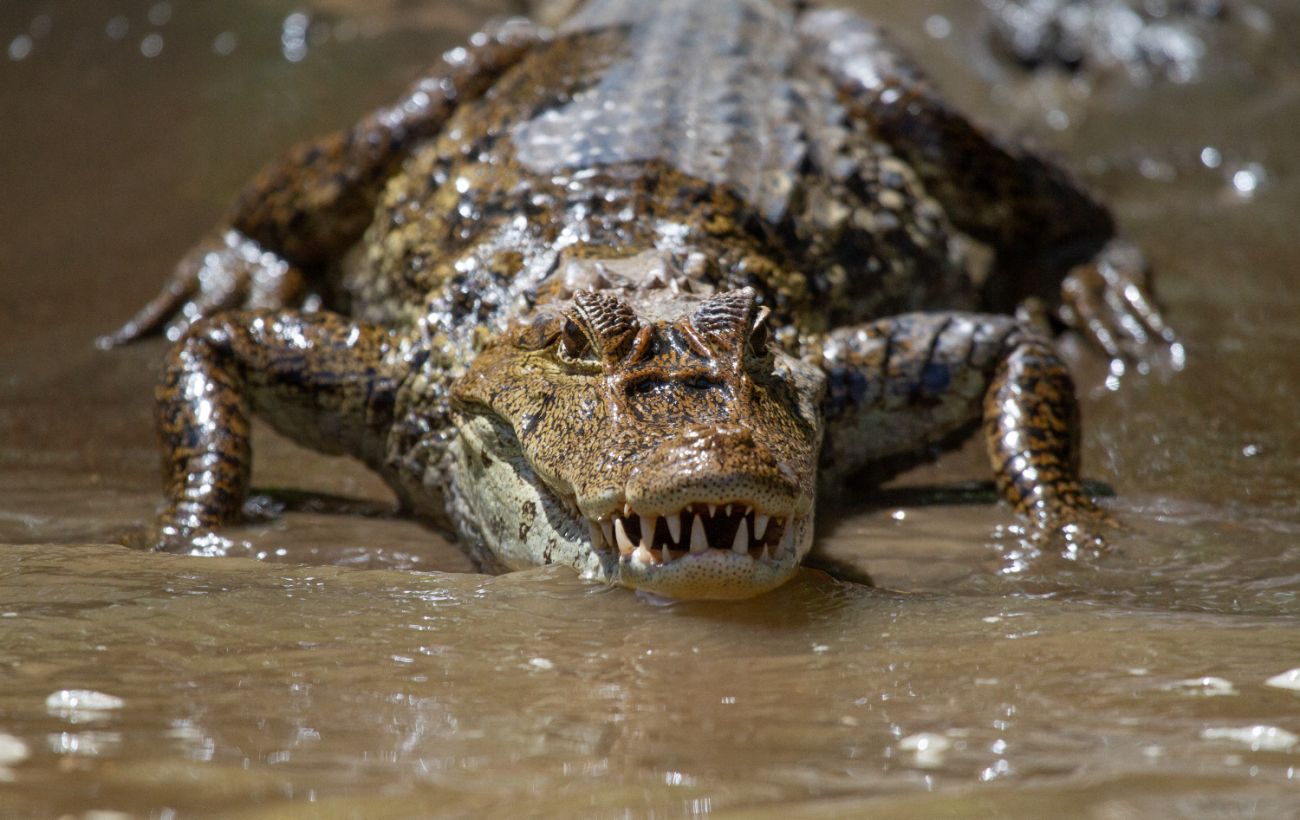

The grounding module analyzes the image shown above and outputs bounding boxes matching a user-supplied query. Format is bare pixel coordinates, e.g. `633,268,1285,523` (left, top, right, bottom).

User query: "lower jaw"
604,516,811,600
614,550,801,599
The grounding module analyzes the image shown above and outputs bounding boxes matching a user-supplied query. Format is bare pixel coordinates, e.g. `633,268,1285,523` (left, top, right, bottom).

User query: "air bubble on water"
1169,341,1186,370
8,35,33,61
899,732,951,768
105,16,129,40
213,32,237,56
140,33,164,58
282,12,310,63
148,2,173,27
924,15,952,39
1230,163,1267,199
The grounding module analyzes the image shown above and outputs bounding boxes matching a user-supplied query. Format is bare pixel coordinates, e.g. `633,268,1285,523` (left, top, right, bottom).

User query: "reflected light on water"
1,1,1299,816
282,12,310,63
8,35,33,61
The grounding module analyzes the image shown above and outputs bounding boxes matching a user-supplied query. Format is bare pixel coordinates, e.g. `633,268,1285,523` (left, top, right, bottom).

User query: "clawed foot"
97,227,318,348
1059,239,1180,365
121,519,244,556
1026,500,1119,557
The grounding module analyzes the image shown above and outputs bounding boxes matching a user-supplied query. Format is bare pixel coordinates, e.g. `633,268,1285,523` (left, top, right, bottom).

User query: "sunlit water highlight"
1,0,1298,816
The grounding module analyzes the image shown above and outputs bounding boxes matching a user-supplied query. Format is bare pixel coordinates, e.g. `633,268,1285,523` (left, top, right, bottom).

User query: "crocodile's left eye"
558,318,596,363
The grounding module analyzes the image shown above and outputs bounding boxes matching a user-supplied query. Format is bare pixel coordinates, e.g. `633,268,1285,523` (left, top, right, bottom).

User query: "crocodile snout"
625,425,802,517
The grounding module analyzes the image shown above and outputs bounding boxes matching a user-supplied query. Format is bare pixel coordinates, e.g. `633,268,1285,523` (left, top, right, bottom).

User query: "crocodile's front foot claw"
1025,499,1119,558
97,227,315,349
122,519,246,557
1059,239,1179,365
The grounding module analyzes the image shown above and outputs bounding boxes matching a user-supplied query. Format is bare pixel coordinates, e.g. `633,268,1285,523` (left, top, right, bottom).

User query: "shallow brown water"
2,1,1298,817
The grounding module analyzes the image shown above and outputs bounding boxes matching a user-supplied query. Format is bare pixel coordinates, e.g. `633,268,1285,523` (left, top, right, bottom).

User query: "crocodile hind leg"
147,309,408,550
798,10,1176,361
101,19,540,348
811,312,1110,548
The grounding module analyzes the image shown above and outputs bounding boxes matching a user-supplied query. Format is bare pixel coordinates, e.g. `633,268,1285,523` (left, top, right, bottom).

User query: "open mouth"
586,503,794,566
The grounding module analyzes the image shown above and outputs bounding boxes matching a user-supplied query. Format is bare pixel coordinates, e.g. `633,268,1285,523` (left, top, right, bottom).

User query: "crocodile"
106,0,1174,599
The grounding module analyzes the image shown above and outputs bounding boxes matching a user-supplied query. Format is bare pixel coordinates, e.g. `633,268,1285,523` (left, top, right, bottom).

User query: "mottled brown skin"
110,3,1173,598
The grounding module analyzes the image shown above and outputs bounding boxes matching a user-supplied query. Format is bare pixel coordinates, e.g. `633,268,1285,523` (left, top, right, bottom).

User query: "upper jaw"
585,499,798,566
578,496,812,599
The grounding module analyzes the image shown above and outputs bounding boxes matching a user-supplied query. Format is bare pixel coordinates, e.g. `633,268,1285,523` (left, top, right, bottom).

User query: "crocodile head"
449,264,825,599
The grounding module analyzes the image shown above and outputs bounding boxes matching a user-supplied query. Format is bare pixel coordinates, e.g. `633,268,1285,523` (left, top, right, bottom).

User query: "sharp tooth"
753,513,769,540
760,545,771,561
640,515,656,549
666,514,681,544
601,519,614,547
624,503,632,516
732,518,749,555
662,545,673,563
779,522,795,555
614,518,634,553
690,515,708,553
632,544,656,565
708,504,717,517
725,504,732,517
588,520,604,548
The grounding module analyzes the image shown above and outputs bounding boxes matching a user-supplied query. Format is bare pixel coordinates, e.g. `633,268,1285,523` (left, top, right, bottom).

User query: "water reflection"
0,0,1299,816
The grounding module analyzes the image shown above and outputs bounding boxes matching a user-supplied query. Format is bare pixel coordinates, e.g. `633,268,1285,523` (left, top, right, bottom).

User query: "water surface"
2,1,1298,816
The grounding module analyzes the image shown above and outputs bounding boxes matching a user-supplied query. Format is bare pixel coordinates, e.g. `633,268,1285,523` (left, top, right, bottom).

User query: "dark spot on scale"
920,361,951,394
543,538,555,565
522,500,537,522
519,522,531,541
520,411,543,435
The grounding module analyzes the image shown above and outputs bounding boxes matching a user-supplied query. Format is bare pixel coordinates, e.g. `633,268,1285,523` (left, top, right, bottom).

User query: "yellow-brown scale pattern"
114,1,1175,595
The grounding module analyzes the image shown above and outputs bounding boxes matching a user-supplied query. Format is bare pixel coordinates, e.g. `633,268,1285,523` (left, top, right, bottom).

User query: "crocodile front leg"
148,310,411,549
101,19,541,347
799,10,1176,361
811,312,1109,546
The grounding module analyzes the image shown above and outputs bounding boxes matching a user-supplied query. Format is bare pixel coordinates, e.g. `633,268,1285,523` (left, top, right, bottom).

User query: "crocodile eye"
558,318,594,362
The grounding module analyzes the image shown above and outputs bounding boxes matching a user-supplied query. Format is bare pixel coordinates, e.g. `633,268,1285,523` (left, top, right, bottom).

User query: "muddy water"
1,1,1298,817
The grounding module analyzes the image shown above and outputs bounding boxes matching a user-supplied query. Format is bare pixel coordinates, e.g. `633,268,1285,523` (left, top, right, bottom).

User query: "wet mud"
1,1,1298,816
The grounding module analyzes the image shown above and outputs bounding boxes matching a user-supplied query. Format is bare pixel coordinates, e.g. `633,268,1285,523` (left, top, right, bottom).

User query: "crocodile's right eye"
558,318,595,363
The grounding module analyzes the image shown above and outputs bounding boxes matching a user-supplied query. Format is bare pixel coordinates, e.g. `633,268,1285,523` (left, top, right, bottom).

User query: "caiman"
106,0,1175,599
